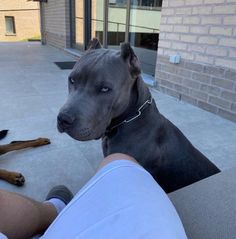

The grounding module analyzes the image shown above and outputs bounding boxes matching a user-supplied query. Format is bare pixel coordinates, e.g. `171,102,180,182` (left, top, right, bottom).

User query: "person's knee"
98,153,138,171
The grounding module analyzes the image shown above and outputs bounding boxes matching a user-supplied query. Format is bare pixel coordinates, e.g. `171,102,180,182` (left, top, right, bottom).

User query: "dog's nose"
57,112,75,130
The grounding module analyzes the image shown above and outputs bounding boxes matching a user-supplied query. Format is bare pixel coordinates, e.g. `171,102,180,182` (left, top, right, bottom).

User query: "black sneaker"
46,185,73,205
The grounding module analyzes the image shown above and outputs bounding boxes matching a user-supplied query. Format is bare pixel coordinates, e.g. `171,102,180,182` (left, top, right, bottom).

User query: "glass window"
129,0,162,75
109,0,162,8
91,0,104,45
108,0,127,47
5,16,16,34
137,0,163,7
75,0,84,49
109,0,127,7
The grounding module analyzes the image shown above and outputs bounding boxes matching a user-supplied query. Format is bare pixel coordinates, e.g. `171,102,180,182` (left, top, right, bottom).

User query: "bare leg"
98,153,138,170
0,190,57,239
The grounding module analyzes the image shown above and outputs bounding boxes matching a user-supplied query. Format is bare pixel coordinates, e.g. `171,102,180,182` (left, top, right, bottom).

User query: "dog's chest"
102,127,162,167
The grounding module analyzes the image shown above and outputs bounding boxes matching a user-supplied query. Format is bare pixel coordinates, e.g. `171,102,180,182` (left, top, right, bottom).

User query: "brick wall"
0,0,39,11
41,0,71,49
0,0,40,41
156,0,236,122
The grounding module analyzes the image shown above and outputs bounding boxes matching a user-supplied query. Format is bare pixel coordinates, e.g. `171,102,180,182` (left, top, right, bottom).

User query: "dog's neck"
105,76,153,136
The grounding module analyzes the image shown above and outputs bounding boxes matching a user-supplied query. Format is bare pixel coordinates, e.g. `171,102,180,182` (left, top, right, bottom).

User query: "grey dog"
57,39,220,193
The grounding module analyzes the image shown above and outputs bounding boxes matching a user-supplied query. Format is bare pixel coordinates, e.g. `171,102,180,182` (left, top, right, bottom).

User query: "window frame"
5,16,16,35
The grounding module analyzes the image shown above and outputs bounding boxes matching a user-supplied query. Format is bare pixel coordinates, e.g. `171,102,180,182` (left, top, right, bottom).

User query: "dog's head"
57,38,141,141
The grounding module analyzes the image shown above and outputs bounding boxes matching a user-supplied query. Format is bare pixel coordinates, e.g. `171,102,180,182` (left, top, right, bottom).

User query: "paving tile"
0,147,95,201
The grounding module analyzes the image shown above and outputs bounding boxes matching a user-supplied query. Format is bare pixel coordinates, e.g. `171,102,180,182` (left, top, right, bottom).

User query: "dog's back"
149,116,220,192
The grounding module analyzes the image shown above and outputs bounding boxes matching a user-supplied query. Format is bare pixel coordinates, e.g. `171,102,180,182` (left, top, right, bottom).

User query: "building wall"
41,0,71,49
0,0,40,41
156,0,236,122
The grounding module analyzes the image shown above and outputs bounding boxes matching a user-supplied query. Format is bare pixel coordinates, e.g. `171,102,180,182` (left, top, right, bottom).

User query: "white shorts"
0,233,7,239
40,159,187,239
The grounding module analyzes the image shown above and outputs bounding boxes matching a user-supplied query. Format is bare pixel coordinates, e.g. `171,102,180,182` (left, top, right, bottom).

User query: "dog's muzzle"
57,112,75,132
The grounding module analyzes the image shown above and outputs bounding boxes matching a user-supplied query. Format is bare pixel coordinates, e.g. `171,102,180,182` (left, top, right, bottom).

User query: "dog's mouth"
57,122,99,141
59,127,92,141
57,114,111,141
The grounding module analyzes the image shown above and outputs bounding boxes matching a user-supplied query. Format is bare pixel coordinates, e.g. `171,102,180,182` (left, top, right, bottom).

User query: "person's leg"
0,185,73,239
0,189,57,239
41,153,187,239
98,153,138,170
0,154,133,239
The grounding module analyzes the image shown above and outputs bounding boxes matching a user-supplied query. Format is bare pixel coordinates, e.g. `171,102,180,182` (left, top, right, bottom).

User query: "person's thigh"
41,158,187,239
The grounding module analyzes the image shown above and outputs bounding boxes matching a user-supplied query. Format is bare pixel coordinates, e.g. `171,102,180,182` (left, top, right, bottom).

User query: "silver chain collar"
108,97,153,132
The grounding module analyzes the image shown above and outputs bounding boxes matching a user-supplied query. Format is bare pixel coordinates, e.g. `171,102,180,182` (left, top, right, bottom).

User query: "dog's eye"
100,87,111,93
69,77,75,84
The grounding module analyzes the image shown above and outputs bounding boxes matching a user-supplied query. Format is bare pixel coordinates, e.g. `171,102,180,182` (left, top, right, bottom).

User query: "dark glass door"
107,0,127,49
73,0,162,75
75,0,84,50
129,0,162,75
91,0,104,45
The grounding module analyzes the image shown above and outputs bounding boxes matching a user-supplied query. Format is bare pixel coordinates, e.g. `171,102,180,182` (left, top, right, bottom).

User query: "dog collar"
106,96,153,133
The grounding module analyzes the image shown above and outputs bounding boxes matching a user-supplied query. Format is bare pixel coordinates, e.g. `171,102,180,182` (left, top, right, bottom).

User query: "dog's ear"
87,38,102,50
120,42,141,78
0,130,8,140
